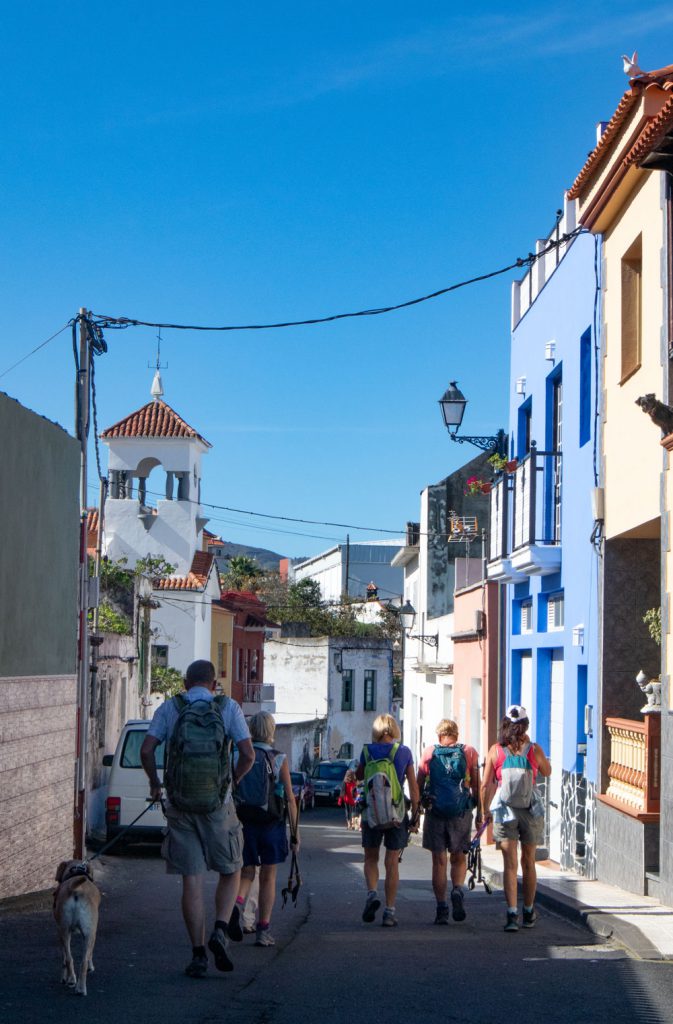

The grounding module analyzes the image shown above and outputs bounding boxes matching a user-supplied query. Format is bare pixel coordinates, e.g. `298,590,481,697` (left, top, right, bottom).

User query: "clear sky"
2,3,673,558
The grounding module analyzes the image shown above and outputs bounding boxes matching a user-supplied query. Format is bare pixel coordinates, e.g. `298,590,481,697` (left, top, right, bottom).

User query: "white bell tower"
100,377,211,575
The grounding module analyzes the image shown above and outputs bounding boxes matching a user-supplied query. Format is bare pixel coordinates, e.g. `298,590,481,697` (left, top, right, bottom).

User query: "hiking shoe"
504,911,519,932
185,952,208,978
522,907,537,928
362,894,381,923
381,910,398,927
227,905,243,942
208,927,234,972
434,905,450,925
255,927,275,947
451,889,466,922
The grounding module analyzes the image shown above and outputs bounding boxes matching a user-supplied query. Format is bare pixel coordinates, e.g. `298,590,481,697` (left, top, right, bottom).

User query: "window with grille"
621,235,642,382
341,669,354,711
547,593,564,631
364,670,377,711
152,644,168,668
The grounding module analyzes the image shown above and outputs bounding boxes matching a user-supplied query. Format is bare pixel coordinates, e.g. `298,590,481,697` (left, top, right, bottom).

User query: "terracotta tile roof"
567,89,639,199
625,92,673,166
155,550,215,592
87,508,99,535
100,399,211,447
568,70,673,200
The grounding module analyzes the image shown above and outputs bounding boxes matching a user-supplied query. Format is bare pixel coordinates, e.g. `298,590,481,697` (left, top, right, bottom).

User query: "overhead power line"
0,322,71,380
90,228,585,334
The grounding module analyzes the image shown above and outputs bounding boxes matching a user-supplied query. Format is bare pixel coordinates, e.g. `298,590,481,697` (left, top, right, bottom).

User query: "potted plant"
464,475,491,496
488,452,518,473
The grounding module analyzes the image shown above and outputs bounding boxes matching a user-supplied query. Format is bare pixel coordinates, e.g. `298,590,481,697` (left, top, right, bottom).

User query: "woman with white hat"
481,705,551,933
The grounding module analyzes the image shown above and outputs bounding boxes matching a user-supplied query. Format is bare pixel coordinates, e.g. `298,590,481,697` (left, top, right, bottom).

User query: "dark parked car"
311,760,352,804
290,771,315,811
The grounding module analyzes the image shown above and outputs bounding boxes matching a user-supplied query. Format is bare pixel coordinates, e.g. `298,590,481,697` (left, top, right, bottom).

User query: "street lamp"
439,380,506,455
398,601,438,647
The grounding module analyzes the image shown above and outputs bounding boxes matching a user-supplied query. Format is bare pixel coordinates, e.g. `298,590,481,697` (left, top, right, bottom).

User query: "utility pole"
138,576,155,719
74,308,90,859
343,533,350,599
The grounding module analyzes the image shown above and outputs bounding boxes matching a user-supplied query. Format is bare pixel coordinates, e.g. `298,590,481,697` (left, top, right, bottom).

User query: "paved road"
2,807,671,1024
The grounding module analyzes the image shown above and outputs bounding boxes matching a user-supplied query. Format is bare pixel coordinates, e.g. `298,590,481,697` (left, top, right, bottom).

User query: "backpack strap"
388,741,400,764
363,745,371,765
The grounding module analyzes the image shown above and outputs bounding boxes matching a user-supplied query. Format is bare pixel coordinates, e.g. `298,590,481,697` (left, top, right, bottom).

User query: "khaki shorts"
162,798,243,876
492,807,544,847
422,809,473,854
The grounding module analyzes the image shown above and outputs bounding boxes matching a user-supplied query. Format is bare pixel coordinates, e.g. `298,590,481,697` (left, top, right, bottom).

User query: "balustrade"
602,715,660,819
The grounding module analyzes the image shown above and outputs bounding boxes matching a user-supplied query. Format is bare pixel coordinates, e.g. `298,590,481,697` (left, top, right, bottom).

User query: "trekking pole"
282,794,301,907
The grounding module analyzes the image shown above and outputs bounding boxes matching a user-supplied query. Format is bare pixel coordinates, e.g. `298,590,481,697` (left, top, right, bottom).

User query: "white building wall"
151,573,218,675
265,636,393,760
105,498,201,576
400,489,456,764
294,541,404,604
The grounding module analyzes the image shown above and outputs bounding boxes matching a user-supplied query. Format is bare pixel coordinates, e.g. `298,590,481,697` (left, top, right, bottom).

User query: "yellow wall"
600,173,665,539
211,605,234,696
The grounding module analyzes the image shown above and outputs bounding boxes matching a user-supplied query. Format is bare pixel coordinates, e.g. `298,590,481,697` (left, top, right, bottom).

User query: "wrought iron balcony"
486,442,562,579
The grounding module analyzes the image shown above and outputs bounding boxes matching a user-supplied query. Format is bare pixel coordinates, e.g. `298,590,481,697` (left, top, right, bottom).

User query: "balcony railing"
243,682,262,704
600,715,661,821
512,443,562,550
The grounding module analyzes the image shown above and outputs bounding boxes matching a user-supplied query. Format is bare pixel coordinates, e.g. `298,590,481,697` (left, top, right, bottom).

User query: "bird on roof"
622,51,644,77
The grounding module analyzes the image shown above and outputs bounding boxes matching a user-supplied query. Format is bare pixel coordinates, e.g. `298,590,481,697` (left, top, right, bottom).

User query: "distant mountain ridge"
211,540,304,571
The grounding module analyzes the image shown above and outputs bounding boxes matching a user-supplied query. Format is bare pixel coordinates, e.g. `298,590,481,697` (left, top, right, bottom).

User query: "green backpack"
164,694,232,813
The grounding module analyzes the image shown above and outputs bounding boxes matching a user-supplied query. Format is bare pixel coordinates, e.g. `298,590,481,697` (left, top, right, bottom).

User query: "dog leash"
86,798,165,863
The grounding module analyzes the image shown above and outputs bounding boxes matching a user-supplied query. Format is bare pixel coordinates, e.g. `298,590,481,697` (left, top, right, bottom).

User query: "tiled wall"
0,675,77,900
560,770,597,878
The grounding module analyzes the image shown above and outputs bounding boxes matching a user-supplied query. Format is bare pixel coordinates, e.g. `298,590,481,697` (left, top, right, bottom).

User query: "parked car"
290,771,315,811
102,720,165,847
311,760,352,804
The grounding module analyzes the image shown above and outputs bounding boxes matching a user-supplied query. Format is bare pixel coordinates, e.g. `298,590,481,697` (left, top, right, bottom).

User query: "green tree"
151,666,185,697
220,554,264,591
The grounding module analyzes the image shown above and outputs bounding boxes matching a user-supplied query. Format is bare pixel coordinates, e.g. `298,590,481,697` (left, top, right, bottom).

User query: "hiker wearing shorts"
416,719,480,925
356,714,419,928
481,704,551,932
230,711,299,948
140,660,255,978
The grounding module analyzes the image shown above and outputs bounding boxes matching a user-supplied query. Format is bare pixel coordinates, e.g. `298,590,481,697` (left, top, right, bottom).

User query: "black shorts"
361,817,408,851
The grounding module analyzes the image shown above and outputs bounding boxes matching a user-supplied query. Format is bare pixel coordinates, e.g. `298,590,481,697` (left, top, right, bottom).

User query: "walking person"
416,719,481,925
230,711,299,947
356,714,419,928
140,659,255,978
338,769,359,829
481,704,551,932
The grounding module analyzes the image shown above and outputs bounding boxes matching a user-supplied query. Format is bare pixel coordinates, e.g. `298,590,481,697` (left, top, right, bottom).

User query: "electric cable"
0,322,71,380
89,228,586,334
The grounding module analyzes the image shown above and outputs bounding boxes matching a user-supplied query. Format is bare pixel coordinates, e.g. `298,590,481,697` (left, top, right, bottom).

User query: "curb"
480,862,669,960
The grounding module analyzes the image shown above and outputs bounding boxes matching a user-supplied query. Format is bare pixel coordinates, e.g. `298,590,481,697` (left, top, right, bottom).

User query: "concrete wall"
274,718,325,773
452,580,500,757
0,392,80,899
265,636,392,760
151,576,218,675
0,393,80,677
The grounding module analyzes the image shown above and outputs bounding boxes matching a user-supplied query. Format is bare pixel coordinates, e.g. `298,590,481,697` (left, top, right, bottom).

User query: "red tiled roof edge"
154,550,215,592
625,92,673,167
100,398,212,447
567,88,639,200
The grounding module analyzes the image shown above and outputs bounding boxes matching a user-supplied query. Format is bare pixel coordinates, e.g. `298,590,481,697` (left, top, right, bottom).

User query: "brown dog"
53,860,101,996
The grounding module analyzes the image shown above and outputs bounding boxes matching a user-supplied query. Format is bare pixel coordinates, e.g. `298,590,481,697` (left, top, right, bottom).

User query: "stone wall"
560,770,597,878
0,675,77,899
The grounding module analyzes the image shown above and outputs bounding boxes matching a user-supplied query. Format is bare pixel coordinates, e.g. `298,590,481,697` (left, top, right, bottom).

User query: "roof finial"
622,50,644,77
149,328,167,401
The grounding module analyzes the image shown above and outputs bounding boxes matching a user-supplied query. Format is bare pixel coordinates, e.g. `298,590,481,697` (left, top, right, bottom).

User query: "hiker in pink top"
481,705,551,933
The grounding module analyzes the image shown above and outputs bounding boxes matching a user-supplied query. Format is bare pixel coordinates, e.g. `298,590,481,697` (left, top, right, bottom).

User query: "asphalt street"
1,806,671,1024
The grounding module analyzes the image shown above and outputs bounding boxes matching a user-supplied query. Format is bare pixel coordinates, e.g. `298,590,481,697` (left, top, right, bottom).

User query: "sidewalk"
478,842,673,960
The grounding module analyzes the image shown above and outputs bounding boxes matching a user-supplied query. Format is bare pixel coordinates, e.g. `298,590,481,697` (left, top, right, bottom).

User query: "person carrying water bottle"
481,705,551,932
416,719,481,925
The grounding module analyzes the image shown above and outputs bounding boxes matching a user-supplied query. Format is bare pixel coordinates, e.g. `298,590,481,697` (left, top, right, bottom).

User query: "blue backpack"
426,744,472,819
234,746,286,825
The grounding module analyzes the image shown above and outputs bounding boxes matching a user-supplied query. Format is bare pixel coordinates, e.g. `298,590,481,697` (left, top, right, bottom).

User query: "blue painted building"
487,201,600,875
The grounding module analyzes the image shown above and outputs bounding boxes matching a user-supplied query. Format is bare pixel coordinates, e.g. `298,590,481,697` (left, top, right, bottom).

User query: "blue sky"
2,3,673,558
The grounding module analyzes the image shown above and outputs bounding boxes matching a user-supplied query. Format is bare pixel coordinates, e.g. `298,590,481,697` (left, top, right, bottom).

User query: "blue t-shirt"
359,741,413,785
147,686,250,746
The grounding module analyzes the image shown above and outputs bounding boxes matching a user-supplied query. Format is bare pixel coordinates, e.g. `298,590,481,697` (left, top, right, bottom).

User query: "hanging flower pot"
504,459,518,473
481,481,493,494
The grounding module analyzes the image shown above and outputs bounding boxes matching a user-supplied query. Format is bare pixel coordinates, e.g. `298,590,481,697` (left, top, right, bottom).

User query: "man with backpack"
356,713,419,928
416,719,480,925
140,659,255,978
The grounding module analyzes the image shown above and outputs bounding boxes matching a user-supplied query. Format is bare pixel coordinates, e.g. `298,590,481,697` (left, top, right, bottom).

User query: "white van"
102,720,165,845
